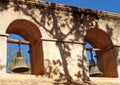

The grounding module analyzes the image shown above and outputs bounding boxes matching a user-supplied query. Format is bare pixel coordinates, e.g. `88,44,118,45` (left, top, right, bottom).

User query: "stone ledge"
0,74,86,85
0,74,54,85
0,74,120,85
90,77,120,85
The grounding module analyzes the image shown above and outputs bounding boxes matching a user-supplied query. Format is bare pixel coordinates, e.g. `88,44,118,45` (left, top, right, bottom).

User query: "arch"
85,28,118,77
6,19,44,75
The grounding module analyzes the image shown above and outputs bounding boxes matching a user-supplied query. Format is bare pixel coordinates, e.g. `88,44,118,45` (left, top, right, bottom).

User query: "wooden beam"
0,33,9,37
7,38,86,45
86,48,101,51
41,39,86,45
7,38,30,45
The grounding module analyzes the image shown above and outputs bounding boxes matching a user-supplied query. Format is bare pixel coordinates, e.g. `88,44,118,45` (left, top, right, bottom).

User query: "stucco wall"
0,1,93,81
0,0,120,84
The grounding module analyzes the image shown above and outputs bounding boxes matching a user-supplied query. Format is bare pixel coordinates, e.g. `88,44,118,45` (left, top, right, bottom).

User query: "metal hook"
18,40,21,51
17,40,22,57
90,49,93,60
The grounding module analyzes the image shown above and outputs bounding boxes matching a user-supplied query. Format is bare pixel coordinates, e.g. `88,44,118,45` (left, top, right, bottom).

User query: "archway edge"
85,28,113,49
6,19,44,75
85,28,118,77
6,19,42,41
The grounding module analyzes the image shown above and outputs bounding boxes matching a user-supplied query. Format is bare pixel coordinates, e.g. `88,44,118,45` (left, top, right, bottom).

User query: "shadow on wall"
0,0,9,11
1,1,99,82
0,60,6,70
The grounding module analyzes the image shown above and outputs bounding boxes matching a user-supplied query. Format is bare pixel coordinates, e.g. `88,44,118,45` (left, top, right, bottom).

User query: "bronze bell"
9,41,30,73
89,59,103,77
89,50,103,77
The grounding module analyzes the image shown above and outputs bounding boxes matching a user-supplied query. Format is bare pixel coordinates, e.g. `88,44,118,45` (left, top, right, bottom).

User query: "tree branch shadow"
3,0,99,82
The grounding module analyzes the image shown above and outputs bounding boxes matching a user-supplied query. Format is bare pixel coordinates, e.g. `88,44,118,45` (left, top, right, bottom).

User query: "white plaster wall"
0,36,7,74
0,2,87,81
1,1,120,81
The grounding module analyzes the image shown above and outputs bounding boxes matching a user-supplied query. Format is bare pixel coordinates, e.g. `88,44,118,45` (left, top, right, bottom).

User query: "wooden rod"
7,38,30,45
7,38,85,45
86,48,101,51
0,33,9,37
86,45,120,51
114,45,120,47
41,39,86,45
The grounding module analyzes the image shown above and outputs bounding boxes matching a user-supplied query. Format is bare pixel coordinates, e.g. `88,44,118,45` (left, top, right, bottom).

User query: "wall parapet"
91,77,120,85
7,0,120,19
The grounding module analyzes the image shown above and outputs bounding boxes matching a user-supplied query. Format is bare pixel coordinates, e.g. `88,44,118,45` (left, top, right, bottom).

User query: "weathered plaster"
0,0,120,84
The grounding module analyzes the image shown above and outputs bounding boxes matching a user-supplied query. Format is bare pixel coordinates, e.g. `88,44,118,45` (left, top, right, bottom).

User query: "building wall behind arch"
0,0,120,82
0,1,92,81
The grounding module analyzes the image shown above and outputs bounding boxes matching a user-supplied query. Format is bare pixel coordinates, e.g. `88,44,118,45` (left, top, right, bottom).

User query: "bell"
10,50,30,73
89,59,103,77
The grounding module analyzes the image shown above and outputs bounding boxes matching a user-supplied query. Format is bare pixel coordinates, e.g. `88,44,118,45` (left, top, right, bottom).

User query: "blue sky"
43,0,120,14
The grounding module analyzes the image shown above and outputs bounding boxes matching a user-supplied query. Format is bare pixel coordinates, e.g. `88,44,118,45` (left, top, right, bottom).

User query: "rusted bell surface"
10,50,30,73
89,64,103,77
89,59,103,77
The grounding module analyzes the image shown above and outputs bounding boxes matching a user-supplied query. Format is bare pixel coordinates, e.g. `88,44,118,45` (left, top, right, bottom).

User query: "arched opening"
85,43,103,77
7,34,31,74
6,19,44,75
85,28,118,77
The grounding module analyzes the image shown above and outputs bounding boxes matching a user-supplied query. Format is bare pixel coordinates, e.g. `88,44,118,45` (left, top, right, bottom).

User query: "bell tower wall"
0,0,120,84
